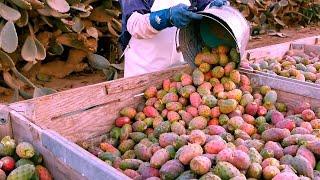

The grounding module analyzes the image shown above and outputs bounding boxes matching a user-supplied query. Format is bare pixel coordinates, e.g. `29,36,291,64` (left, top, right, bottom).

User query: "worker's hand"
149,4,202,31
169,4,203,28
209,0,228,7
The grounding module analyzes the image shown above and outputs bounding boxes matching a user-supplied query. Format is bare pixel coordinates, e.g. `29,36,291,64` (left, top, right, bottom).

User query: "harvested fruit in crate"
242,48,320,84
82,46,320,179
0,136,52,180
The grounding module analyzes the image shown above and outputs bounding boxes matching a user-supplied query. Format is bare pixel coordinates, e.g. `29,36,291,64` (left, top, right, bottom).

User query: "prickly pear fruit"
150,148,170,168
190,92,202,108
272,172,299,180
263,165,280,180
144,86,157,99
213,161,241,180
211,66,225,79
261,128,290,142
7,164,35,180
189,130,206,145
16,142,35,159
247,163,262,179
263,141,284,159
159,133,178,148
119,159,143,170
188,116,208,130
162,92,179,104
305,140,320,155
261,158,280,169
302,109,315,121
143,106,160,118
138,163,160,179
176,170,197,180
193,69,205,86
206,125,226,135
264,90,277,104
115,117,131,127
118,139,135,154
35,165,53,180
170,122,186,135
154,121,171,138
159,160,184,180
296,146,316,168
190,156,211,175
249,148,263,164
202,95,217,108
219,99,238,114
179,85,196,98
120,107,137,119
167,111,181,122
175,144,203,165
15,159,34,168
291,155,314,178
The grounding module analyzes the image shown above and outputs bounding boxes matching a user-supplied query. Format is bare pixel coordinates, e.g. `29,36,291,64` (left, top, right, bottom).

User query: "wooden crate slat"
41,130,130,180
9,65,191,129
0,105,13,138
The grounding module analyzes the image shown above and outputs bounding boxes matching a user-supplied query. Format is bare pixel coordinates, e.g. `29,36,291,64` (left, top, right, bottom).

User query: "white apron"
124,0,190,78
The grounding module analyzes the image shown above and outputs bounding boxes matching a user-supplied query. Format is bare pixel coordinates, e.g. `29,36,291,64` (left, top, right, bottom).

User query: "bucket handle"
175,28,181,52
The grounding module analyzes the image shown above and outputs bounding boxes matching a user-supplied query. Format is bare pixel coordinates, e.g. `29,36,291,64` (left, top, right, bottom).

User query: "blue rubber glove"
209,0,228,7
149,4,202,31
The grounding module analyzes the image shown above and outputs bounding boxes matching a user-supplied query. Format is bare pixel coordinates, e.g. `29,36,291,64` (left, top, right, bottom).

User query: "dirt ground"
0,26,319,104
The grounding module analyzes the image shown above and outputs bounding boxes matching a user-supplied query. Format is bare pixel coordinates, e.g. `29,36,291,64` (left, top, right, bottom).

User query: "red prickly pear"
181,73,193,86
115,117,131,127
257,106,267,116
163,79,171,91
190,156,211,175
189,130,206,145
144,86,157,99
271,111,284,125
206,125,226,135
275,119,295,131
302,109,315,121
245,102,258,116
296,146,316,168
263,165,280,180
190,92,202,108
204,139,226,154
143,106,160,118
261,128,290,142
186,106,198,117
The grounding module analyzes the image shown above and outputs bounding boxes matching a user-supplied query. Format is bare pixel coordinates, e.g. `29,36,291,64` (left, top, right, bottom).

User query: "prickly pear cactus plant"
0,0,123,101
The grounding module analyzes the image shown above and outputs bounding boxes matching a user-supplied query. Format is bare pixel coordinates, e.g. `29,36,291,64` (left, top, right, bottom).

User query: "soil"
0,26,319,104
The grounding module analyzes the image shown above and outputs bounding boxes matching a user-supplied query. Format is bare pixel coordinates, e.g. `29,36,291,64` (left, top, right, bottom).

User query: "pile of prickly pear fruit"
83,46,320,180
0,136,52,180
241,48,320,84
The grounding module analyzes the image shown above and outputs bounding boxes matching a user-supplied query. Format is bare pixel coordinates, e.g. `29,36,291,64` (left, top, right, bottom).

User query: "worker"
119,0,228,78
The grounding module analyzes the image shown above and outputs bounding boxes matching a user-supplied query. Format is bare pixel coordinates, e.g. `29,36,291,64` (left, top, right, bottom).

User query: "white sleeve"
127,12,159,39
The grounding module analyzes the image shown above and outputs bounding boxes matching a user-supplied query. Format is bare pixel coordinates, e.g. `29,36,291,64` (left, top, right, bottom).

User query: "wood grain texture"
0,105,13,139
245,35,320,60
42,130,130,180
9,110,85,180
9,65,191,131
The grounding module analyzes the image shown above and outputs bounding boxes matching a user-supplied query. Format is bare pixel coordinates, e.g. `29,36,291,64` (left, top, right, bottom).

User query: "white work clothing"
124,0,191,78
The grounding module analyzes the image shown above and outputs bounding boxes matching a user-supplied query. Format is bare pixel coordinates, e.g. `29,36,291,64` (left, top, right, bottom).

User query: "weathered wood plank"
9,65,191,129
48,95,144,142
9,110,85,180
41,130,130,180
0,105,13,139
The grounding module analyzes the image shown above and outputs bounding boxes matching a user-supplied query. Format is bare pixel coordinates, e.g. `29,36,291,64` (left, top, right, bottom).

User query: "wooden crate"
4,62,320,179
2,36,319,179
243,35,320,89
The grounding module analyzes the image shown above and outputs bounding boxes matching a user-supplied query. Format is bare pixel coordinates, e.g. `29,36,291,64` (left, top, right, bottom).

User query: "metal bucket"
178,5,250,68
